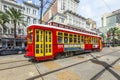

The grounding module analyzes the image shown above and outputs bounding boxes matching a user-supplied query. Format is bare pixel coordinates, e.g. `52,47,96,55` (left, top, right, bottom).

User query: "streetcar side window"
36,30,39,42
69,34,73,44
88,37,90,44
78,35,80,43
30,33,32,42
58,32,63,43
81,36,84,43
27,29,33,44
64,33,68,44
91,37,93,44
74,34,77,44
96,38,98,44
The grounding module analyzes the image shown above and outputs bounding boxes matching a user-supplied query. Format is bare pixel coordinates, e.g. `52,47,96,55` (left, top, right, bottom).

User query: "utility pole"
40,0,43,24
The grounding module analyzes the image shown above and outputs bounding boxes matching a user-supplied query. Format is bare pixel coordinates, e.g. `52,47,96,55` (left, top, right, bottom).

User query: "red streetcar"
25,22,102,61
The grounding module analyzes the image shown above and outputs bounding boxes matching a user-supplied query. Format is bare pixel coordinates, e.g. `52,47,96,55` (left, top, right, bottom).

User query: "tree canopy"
0,12,10,34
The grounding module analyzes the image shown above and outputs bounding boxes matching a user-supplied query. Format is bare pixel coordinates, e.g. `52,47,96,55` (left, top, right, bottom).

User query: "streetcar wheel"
18,51,22,54
55,53,61,59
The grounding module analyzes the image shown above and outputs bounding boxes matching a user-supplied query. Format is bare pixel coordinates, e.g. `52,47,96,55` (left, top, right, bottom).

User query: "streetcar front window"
27,30,33,44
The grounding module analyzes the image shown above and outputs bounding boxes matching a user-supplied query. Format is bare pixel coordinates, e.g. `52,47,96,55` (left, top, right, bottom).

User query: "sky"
17,0,40,4
78,0,120,27
17,0,120,28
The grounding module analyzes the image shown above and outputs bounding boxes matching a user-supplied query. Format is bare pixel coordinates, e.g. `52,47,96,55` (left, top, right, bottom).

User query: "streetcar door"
99,39,102,50
45,31,52,56
35,29,44,57
35,29,52,57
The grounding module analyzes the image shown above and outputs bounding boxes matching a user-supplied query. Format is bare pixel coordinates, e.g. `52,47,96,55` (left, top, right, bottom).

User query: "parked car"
16,46,26,54
0,46,26,55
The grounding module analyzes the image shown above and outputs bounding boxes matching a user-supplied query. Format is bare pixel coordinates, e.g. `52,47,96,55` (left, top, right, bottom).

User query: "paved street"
0,47,120,80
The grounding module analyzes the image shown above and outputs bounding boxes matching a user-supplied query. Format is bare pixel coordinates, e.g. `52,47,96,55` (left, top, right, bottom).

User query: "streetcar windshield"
27,29,33,44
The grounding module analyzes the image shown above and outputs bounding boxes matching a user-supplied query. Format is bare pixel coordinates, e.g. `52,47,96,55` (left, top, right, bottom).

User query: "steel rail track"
0,63,32,71
0,59,28,65
26,50,120,80
90,58,120,80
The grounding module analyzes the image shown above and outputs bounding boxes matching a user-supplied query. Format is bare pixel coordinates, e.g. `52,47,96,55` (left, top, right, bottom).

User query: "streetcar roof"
28,24,101,38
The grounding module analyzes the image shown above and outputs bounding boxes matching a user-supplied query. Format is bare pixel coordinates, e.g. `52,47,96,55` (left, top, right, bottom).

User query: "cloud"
78,0,120,27
81,5,92,16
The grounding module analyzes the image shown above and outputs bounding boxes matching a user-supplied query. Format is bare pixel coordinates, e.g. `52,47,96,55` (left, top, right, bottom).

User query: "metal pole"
40,0,43,24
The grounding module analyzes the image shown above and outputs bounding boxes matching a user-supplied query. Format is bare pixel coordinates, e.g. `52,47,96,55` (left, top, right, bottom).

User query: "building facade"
86,18,97,29
43,0,97,32
100,9,120,43
0,0,23,36
43,0,88,29
101,9,120,34
22,1,39,35
0,0,39,47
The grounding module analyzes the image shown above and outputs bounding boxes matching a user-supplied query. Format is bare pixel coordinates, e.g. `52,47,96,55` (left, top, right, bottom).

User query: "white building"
0,0,39,47
57,0,79,14
22,1,39,35
100,9,120,34
0,0,39,36
43,0,87,29
0,0,24,36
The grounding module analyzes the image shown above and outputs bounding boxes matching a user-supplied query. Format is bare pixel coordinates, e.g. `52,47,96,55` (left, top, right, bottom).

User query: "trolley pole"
40,0,43,24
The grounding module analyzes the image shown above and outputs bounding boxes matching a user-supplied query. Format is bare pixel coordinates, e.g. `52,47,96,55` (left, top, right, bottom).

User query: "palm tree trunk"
112,30,115,47
14,20,16,47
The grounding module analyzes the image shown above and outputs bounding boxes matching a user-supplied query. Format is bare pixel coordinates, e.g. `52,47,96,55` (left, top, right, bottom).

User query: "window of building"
3,5,7,11
3,28,7,34
33,9,36,15
27,17,30,23
27,8,30,14
69,17,72,24
59,17,64,23
18,29,21,34
8,29,10,34
61,0,65,10
107,15,116,27
116,14,120,23
11,28,14,34
33,19,36,24
18,9,21,13
0,28,2,34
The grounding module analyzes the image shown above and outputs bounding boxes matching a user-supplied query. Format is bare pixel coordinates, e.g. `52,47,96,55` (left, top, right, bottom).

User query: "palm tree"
107,27,119,46
0,12,10,34
6,8,24,38
116,29,120,40
6,8,25,47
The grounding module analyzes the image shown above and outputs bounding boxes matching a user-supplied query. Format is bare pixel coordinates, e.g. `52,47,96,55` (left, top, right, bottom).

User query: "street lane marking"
43,61,61,70
74,56,86,61
29,72,35,76
56,70,80,80
113,65,120,71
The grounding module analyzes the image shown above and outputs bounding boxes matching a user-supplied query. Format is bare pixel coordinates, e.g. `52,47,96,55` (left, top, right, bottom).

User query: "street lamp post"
40,0,43,24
